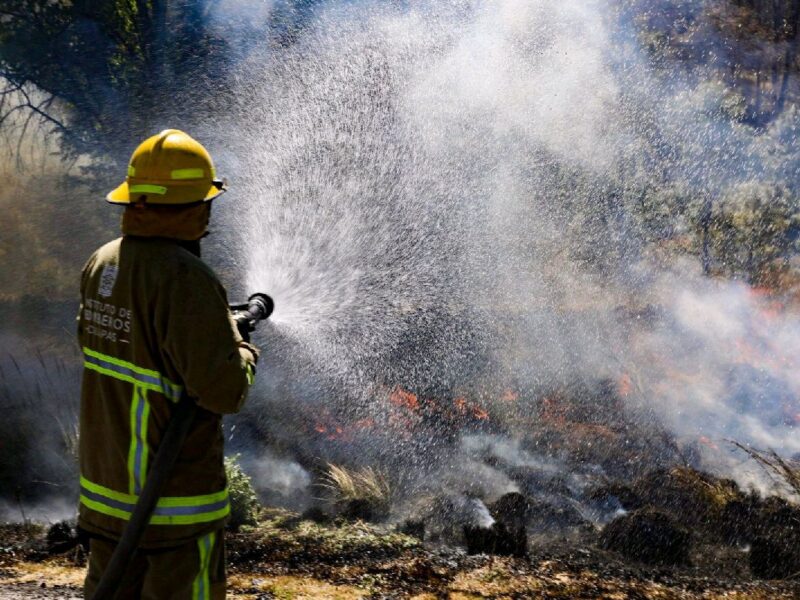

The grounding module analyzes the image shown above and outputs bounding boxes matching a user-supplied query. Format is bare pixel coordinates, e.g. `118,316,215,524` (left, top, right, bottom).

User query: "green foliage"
708,183,799,283
0,0,237,170
224,454,260,531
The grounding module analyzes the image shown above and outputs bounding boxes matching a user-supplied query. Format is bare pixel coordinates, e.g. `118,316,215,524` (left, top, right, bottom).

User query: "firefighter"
77,129,259,599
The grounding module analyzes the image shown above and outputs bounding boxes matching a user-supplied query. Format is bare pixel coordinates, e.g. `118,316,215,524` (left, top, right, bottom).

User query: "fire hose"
90,293,274,600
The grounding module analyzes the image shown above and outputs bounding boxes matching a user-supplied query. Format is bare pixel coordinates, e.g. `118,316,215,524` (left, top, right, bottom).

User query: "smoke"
625,266,800,455
206,0,800,503
2,0,799,516
0,335,81,512
238,449,312,509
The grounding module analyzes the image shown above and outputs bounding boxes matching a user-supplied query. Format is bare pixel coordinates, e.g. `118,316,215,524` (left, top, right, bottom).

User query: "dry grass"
669,466,741,511
228,573,368,599
731,441,800,500
2,560,85,587
3,512,800,598
319,463,391,509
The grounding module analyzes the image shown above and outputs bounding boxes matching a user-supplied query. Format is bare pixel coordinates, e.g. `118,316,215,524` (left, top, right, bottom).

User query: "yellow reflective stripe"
80,496,230,526
127,387,139,494
79,476,231,525
127,165,136,176
84,347,161,378
149,507,230,526
80,495,131,521
83,347,183,401
84,361,146,389
156,490,228,507
130,184,167,195
140,397,150,492
171,168,205,180
127,386,150,494
246,363,255,386
80,475,135,504
80,476,229,506
83,361,180,401
193,532,214,600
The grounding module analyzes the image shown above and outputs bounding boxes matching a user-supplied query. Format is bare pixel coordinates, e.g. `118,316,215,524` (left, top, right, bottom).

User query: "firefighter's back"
78,236,234,549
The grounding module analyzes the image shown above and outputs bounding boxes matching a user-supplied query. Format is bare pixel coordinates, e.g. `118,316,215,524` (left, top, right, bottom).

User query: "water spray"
91,292,274,600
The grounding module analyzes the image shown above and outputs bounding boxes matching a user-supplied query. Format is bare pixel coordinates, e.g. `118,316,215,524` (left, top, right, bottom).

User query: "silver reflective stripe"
80,487,229,517
79,476,230,526
82,348,182,401
129,385,150,494
193,532,215,600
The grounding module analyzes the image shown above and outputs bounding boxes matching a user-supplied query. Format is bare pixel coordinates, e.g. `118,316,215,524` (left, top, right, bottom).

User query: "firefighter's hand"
234,313,255,343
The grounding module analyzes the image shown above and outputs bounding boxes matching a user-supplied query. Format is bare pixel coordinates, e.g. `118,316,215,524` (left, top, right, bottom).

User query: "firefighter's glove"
234,313,256,343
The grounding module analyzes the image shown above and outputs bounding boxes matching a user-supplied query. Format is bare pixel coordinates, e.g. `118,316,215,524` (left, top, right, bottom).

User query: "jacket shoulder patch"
98,264,119,298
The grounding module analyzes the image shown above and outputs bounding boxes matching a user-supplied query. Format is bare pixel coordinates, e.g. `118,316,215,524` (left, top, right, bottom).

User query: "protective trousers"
84,530,225,600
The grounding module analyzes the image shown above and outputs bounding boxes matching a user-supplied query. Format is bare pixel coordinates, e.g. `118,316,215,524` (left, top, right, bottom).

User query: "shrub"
224,454,260,531
707,183,799,284
600,508,691,566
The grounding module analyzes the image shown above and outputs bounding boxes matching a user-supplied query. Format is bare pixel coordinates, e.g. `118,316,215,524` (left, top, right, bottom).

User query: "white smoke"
240,449,312,507
203,0,800,497
626,266,800,455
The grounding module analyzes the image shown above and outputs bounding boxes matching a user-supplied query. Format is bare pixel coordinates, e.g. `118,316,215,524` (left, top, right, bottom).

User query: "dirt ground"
2,510,800,599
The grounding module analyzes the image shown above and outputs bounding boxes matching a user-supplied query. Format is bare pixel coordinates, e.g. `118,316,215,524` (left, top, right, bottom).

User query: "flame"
698,435,719,451
540,396,567,425
617,373,633,397
453,397,489,421
390,386,420,411
501,389,519,403
472,406,489,420
747,286,785,321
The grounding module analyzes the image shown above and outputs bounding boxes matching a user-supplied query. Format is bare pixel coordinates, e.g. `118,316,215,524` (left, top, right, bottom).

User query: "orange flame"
698,435,719,451
453,397,489,421
501,389,519,403
390,386,420,411
472,406,489,420
617,373,633,398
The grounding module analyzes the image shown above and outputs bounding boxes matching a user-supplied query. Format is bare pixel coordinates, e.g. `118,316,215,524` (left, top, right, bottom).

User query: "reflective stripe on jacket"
77,236,258,548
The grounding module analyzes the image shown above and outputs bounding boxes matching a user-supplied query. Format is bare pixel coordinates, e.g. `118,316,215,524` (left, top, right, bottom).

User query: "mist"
1,0,799,516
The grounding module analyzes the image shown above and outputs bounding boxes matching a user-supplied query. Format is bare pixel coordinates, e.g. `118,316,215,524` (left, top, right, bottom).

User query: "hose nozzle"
246,293,274,321
230,292,274,341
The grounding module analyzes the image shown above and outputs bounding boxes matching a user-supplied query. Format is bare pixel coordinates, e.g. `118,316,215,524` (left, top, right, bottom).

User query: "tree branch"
17,86,68,134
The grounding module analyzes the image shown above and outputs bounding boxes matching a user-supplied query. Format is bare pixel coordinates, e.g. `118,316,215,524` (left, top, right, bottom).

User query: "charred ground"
3,477,800,600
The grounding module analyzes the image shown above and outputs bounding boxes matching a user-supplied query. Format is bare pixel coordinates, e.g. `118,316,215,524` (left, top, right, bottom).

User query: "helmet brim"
106,180,226,205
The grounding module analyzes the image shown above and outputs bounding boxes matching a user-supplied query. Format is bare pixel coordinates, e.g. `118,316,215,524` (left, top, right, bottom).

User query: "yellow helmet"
107,129,226,205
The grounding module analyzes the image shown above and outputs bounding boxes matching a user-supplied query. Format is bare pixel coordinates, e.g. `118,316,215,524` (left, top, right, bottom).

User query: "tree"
0,1,238,173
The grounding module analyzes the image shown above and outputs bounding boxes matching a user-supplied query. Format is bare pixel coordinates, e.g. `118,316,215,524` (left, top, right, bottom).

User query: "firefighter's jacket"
77,236,258,548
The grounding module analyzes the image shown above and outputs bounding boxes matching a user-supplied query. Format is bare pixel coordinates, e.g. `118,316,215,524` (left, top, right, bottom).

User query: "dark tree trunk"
774,0,800,115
